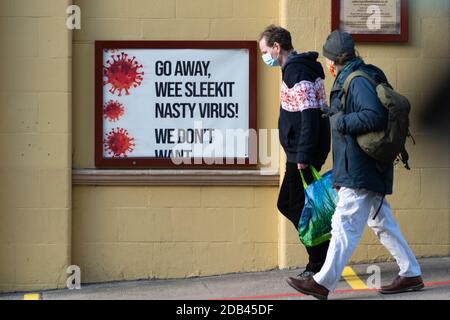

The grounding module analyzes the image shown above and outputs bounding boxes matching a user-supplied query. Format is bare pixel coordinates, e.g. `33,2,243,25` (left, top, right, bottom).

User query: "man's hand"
321,102,345,132
331,111,345,133
320,103,341,118
298,163,309,170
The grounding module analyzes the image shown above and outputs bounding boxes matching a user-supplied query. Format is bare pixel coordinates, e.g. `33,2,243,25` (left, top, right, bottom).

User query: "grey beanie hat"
323,30,356,61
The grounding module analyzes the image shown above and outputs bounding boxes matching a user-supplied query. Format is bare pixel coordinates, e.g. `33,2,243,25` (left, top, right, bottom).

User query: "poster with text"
96,42,257,168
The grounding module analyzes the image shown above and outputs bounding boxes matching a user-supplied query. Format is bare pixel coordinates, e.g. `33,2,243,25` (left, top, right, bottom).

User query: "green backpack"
342,70,414,170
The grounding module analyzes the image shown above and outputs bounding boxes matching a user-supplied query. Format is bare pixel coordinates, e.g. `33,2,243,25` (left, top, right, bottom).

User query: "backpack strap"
341,70,378,113
394,130,415,170
398,148,411,170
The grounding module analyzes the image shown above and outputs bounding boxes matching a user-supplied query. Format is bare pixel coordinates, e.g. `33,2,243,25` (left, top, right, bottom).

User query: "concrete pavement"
1,257,449,300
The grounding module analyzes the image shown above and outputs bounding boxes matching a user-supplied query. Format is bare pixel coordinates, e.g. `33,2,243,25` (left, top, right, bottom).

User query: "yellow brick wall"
72,186,279,282
71,0,281,284
72,0,280,168
0,0,73,292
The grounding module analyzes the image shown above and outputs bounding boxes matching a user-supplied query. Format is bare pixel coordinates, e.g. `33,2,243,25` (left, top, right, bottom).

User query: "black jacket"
279,51,331,168
331,58,394,194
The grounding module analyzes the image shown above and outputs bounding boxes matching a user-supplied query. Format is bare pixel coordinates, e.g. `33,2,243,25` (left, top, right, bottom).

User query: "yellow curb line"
342,266,368,290
24,293,41,300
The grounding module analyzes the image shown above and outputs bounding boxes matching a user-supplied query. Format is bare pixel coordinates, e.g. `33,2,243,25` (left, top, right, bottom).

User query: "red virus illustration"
103,52,144,96
103,100,125,122
104,128,135,158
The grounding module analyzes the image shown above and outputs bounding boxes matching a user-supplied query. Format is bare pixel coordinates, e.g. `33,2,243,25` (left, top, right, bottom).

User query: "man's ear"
273,42,280,53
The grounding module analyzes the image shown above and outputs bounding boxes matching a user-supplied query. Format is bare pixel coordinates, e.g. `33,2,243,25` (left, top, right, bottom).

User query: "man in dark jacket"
258,25,331,279
287,30,423,300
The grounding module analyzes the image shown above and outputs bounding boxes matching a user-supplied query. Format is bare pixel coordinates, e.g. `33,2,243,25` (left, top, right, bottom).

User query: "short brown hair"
334,51,361,66
334,52,355,66
259,25,294,51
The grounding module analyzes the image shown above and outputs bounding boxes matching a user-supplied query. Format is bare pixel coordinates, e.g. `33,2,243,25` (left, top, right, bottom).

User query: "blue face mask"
262,51,280,67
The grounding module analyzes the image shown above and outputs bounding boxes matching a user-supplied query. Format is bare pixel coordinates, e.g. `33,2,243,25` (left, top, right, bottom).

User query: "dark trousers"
277,162,330,273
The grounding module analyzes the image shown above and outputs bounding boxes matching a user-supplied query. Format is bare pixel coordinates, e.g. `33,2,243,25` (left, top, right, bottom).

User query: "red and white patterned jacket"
278,51,331,167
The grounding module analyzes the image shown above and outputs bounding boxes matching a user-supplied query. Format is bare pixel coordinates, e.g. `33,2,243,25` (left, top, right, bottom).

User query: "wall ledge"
72,169,280,186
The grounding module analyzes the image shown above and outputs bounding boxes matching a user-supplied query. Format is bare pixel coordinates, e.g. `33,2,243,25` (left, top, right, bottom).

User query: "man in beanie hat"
258,25,331,280
286,30,423,300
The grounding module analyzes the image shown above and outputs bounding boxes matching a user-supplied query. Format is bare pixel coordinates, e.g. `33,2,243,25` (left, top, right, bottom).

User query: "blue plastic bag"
298,167,338,247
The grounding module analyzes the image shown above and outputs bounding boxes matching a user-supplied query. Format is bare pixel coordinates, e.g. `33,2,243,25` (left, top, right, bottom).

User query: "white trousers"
313,187,422,292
